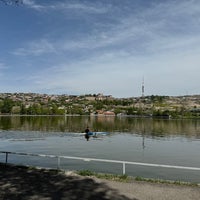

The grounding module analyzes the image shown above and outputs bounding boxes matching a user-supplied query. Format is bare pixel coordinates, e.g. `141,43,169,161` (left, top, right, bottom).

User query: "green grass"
77,170,129,182
76,170,199,186
3,163,199,187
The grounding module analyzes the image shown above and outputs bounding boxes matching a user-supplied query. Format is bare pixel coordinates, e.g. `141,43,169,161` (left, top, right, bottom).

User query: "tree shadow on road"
0,163,138,200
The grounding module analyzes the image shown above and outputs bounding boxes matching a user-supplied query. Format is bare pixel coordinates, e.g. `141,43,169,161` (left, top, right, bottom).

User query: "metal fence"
1,151,200,175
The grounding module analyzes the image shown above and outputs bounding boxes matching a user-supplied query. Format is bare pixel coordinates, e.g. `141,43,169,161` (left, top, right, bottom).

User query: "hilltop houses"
0,93,200,117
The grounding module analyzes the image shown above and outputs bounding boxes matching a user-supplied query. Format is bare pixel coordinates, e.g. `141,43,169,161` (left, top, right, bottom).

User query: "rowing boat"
88,132,108,136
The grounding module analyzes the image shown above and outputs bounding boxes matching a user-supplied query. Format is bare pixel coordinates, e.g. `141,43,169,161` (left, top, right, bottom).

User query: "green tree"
1,98,14,114
20,104,26,115
11,106,21,114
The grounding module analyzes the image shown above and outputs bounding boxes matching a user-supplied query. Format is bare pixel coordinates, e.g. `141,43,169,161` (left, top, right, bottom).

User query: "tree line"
0,96,200,118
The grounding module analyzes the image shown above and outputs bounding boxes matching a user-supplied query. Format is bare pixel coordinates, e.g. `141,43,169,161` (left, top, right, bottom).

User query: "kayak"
87,132,108,136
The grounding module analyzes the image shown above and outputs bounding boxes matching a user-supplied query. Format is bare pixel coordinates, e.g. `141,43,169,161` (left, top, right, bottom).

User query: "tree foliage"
0,98,14,114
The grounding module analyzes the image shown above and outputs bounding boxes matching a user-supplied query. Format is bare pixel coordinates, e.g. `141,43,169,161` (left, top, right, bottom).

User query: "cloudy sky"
0,0,200,97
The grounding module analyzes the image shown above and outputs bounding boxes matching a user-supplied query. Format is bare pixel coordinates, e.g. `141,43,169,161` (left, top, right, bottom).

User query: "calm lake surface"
0,116,200,183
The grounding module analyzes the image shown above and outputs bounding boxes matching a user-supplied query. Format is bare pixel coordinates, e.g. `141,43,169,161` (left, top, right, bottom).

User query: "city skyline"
0,0,200,98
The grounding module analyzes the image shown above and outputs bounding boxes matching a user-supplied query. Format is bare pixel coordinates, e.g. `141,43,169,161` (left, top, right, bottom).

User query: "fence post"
57,157,60,170
5,152,8,164
123,162,126,174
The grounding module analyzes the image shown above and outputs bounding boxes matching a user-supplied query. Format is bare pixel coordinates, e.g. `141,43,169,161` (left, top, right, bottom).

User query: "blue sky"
0,0,200,97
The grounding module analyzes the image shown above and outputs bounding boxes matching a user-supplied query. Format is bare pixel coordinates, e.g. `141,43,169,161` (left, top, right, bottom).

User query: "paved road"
0,164,200,200
97,177,200,200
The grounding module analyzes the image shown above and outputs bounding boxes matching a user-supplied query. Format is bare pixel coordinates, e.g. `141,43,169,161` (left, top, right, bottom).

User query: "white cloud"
54,2,109,14
27,39,200,97
23,0,44,11
23,0,110,14
13,39,56,56
4,0,200,96
0,62,7,69
57,0,200,57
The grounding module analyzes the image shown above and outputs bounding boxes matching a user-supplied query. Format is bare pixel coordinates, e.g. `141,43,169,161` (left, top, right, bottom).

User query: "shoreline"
0,114,200,119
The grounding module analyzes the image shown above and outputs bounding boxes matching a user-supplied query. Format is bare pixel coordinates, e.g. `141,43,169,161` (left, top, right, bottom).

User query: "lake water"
0,116,200,183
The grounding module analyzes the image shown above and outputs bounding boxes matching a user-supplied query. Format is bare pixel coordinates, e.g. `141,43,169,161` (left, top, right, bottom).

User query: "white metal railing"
1,151,200,175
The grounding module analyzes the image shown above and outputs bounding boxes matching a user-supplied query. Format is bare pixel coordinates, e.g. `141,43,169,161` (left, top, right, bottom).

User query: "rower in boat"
84,126,90,141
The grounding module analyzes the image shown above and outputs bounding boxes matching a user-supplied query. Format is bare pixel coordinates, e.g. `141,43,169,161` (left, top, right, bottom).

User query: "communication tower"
142,77,144,98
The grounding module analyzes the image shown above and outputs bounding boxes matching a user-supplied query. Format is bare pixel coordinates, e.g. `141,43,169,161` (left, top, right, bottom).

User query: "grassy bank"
77,169,200,187
1,163,199,187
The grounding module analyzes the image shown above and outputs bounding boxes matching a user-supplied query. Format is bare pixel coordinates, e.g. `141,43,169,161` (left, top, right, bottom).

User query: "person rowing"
84,126,90,141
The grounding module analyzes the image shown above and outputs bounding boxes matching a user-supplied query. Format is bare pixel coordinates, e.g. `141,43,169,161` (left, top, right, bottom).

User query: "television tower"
142,77,144,98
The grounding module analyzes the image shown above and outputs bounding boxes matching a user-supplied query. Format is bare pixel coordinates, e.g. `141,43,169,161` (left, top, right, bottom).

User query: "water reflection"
0,116,199,138
0,116,200,183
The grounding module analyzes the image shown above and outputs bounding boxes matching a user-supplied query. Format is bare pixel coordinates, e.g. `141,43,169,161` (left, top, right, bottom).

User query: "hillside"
0,93,200,118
